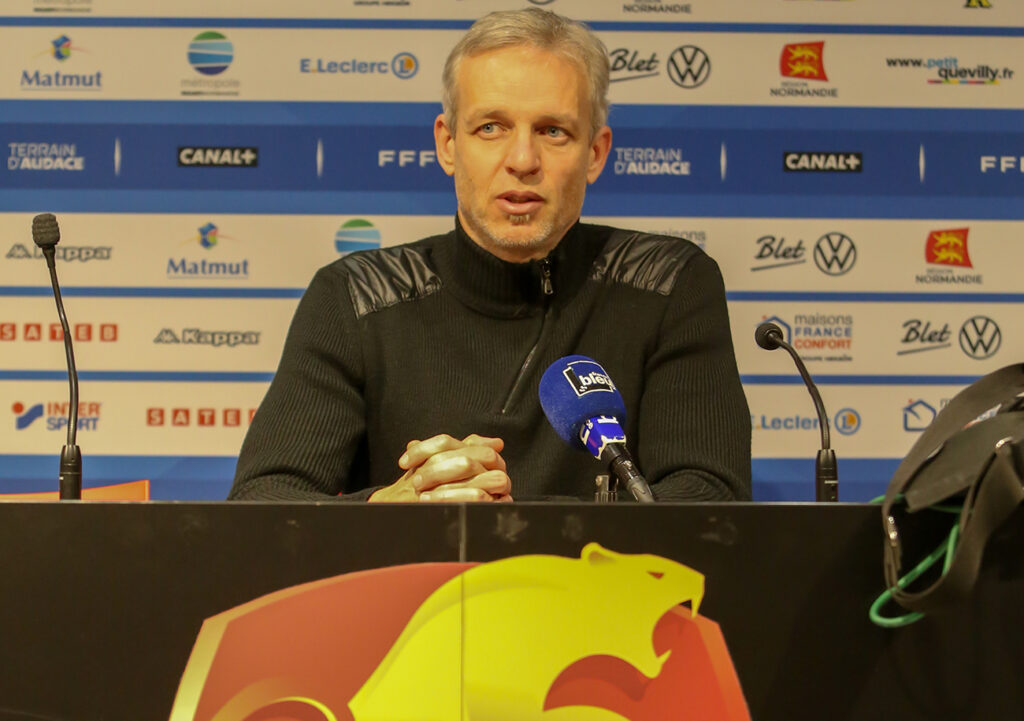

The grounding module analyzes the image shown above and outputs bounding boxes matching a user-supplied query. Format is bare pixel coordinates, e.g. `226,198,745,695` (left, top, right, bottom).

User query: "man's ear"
434,114,456,177
586,125,613,184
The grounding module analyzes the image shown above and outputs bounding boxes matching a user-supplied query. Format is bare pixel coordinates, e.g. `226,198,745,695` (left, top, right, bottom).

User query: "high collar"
432,217,598,319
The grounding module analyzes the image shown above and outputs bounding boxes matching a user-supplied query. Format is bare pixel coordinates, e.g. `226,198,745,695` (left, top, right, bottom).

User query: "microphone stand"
33,214,82,500
776,339,838,502
756,323,838,502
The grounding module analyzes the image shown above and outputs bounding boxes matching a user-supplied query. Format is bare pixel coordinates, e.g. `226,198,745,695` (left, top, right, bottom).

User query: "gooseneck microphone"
755,322,838,502
539,355,655,503
32,213,82,500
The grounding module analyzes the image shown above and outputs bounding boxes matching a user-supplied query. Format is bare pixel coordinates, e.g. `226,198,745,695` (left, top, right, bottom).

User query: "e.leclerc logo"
182,31,239,97
20,34,102,92
12,400,101,431
300,52,419,80
335,219,382,255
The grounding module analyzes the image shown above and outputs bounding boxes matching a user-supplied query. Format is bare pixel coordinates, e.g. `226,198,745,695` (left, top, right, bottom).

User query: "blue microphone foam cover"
538,355,627,449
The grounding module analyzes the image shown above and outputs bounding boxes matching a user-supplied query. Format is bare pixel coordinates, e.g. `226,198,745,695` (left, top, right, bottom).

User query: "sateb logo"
563,360,615,397
178,146,258,167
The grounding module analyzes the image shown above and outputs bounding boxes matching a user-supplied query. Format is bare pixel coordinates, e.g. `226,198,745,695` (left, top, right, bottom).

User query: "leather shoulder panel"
591,230,701,296
341,246,441,318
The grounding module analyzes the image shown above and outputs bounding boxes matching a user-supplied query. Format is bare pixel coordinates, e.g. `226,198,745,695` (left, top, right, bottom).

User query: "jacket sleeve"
228,264,377,501
636,250,752,501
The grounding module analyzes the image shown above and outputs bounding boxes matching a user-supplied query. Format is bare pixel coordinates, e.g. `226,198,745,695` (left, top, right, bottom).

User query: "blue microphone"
539,355,655,503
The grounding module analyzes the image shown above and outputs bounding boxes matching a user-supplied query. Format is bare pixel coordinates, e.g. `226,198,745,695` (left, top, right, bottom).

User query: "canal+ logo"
335,219,381,255
188,32,233,75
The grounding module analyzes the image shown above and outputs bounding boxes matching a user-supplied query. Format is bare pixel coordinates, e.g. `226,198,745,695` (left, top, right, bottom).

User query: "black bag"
880,364,1024,616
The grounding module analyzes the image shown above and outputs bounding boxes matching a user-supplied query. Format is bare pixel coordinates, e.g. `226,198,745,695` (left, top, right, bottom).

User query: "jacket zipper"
500,258,554,414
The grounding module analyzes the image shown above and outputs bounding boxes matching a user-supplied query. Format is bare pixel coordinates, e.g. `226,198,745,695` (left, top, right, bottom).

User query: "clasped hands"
368,433,513,503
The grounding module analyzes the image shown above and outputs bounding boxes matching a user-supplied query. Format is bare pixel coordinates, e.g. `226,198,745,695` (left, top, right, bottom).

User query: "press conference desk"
0,501,1020,721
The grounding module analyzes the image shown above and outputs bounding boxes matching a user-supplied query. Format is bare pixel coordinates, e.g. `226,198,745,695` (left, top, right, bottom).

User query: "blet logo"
898,319,951,355
780,42,827,81
925,228,971,268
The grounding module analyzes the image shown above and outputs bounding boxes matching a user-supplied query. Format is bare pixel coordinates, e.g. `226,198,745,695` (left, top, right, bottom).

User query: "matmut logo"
780,42,827,81
925,228,972,268
147,407,257,427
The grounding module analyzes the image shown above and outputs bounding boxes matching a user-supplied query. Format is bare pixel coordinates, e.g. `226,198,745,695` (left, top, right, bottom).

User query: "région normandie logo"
780,42,828,81
925,228,972,268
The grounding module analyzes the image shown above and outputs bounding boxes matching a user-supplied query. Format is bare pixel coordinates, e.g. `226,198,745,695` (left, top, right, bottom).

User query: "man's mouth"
496,191,544,216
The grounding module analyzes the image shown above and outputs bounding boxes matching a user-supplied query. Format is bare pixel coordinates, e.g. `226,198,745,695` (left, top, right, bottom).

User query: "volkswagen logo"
958,316,1001,359
667,45,710,88
814,232,857,276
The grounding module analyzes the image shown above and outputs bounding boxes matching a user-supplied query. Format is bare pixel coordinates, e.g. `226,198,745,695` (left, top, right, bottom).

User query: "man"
229,8,750,503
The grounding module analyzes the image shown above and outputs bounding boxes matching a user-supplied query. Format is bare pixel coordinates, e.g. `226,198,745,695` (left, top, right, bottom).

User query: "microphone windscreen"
755,321,783,350
539,355,627,449
32,213,60,249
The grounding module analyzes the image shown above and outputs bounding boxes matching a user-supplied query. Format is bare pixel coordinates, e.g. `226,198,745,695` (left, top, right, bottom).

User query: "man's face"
434,45,612,263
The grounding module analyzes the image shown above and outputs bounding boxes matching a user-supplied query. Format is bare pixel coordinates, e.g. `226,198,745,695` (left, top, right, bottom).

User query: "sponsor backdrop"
1,0,1021,500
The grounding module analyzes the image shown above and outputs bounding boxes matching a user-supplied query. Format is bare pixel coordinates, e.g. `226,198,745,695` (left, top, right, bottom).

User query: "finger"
418,469,511,497
461,434,505,452
419,487,495,503
411,448,507,491
398,433,461,470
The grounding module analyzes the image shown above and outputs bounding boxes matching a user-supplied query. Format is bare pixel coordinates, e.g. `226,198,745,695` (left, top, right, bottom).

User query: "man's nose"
504,130,541,177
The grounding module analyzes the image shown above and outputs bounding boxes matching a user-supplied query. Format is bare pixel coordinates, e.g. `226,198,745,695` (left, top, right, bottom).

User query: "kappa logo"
780,42,827,81
154,328,260,347
666,46,710,88
813,232,856,276
958,316,1001,359
926,228,972,268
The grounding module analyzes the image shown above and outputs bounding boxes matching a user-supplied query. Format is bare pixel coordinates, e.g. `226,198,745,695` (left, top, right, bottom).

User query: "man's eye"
544,126,566,138
479,123,498,134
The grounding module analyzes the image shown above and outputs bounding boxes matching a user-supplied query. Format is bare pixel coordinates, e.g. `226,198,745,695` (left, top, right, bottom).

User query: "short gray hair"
441,8,610,138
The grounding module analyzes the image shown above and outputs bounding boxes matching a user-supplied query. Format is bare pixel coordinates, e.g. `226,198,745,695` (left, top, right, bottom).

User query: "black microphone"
755,321,838,502
32,213,82,500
